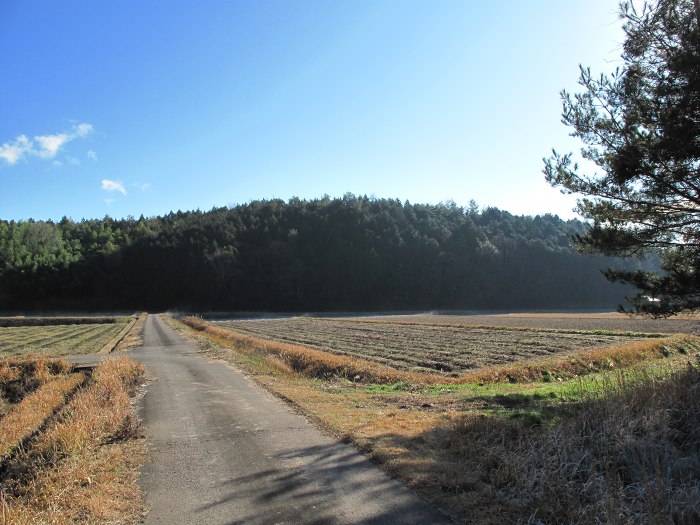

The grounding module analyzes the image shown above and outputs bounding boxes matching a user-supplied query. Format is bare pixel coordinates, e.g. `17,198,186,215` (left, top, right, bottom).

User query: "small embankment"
98,313,145,354
461,334,700,384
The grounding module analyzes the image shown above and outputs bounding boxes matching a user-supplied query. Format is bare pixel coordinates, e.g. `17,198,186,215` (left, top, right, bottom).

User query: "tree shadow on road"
193,440,454,525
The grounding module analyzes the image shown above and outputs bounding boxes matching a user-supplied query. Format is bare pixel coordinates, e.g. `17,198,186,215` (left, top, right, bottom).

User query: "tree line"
0,195,650,311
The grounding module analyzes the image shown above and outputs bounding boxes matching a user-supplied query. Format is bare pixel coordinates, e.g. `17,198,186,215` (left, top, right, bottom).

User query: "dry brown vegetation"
0,357,73,415
0,372,85,460
0,356,146,525
172,314,700,524
440,364,700,524
460,334,699,384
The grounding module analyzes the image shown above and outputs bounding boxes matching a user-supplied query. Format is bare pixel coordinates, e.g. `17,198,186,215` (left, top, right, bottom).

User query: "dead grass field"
215,317,664,375
0,318,130,358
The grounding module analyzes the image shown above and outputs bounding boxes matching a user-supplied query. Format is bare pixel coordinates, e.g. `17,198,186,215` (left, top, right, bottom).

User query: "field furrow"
215,318,654,375
0,320,129,358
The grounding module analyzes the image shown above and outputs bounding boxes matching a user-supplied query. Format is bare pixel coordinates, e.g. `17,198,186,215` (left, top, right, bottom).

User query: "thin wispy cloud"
101,179,127,195
87,150,98,161
132,182,151,192
0,123,94,166
74,123,93,138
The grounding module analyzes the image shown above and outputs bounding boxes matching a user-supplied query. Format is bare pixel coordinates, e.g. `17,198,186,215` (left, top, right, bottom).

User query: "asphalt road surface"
132,314,453,525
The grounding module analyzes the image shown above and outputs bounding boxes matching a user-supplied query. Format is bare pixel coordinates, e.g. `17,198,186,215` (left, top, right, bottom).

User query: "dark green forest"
0,195,649,311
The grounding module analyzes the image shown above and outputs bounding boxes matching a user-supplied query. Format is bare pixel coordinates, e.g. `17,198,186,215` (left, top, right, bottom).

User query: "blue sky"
0,1,624,221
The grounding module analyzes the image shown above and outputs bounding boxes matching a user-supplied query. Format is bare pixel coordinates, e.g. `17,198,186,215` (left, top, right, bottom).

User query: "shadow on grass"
352,365,700,524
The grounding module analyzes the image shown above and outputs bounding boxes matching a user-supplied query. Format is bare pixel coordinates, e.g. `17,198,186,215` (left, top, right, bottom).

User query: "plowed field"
367,312,700,335
215,317,662,375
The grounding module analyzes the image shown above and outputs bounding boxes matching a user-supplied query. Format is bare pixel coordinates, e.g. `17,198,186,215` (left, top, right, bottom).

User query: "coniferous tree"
544,0,700,315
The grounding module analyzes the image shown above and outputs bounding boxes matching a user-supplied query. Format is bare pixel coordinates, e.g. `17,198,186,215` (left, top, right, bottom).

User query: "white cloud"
35,133,70,158
87,150,98,161
0,122,95,166
132,182,151,191
101,179,127,195
104,198,115,205
0,135,32,165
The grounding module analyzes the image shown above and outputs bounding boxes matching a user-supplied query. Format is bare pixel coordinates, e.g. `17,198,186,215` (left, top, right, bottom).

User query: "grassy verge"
99,313,145,354
438,364,700,524
169,315,700,524
0,356,146,525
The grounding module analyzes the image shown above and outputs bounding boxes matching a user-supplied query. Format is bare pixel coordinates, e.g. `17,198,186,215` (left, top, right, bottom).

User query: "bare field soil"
216,317,660,375
364,312,700,335
0,319,129,358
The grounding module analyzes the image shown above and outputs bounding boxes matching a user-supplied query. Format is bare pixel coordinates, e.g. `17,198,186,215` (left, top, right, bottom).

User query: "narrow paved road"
132,314,453,525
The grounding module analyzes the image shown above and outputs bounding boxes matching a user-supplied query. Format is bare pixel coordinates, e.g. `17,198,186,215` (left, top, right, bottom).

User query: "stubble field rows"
0,320,129,358
368,313,700,334
215,317,660,375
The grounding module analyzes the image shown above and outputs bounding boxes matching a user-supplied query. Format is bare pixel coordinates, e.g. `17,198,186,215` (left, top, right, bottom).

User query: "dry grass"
0,357,73,413
460,334,700,384
0,372,85,461
116,312,147,352
0,356,146,525
439,364,700,524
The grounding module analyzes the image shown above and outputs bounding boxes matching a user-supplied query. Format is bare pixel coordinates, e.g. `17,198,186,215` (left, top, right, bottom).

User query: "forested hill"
0,196,646,311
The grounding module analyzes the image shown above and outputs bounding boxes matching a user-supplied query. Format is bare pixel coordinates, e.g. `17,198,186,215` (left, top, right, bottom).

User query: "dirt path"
132,314,453,525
